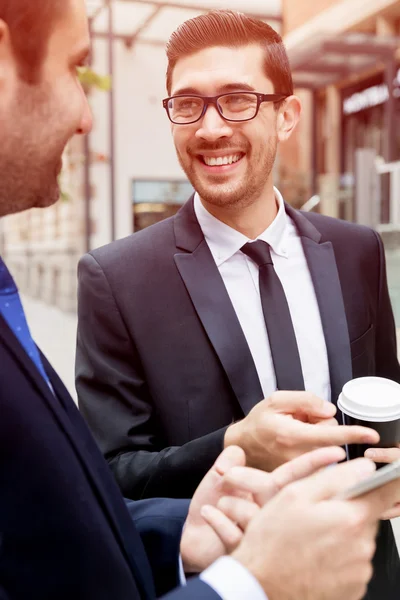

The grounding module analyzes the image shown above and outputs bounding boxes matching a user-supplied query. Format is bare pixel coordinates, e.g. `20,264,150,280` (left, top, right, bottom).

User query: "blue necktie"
0,257,51,387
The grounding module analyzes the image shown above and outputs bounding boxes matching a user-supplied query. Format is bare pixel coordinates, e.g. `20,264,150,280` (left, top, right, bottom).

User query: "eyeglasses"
162,92,288,125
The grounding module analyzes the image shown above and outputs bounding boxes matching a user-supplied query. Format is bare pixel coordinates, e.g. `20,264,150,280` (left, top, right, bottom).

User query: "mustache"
188,141,248,155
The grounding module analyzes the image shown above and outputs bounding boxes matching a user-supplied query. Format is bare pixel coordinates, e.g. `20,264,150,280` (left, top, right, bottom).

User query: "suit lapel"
39,353,155,599
286,206,352,405
174,198,264,416
0,317,153,597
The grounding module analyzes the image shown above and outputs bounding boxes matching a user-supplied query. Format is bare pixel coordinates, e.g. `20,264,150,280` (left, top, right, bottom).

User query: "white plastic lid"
338,377,400,422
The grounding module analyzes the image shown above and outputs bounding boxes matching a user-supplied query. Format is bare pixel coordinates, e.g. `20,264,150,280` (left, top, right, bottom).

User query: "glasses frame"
162,91,288,125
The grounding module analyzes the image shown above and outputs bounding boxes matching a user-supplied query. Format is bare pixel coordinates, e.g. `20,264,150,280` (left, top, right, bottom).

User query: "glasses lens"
168,96,204,123
218,93,258,121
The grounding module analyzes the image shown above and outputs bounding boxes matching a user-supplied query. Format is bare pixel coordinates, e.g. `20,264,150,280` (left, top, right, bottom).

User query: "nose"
76,94,93,136
195,103,233,142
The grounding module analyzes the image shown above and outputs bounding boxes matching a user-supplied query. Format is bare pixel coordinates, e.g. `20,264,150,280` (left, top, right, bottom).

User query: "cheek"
173,129,191,158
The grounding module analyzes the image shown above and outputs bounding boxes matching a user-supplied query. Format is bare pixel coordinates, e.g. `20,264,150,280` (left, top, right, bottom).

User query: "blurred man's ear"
277,95,302,142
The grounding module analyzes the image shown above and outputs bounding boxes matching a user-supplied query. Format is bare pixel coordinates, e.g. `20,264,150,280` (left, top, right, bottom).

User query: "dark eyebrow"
171,82,256,96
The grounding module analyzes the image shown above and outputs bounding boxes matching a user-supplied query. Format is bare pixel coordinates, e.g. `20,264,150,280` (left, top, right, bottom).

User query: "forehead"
48,0,89,57
171,44,272,95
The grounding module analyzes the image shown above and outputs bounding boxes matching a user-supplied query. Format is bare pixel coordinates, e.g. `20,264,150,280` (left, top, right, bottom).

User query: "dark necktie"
0,257,51,388
241,240,305,391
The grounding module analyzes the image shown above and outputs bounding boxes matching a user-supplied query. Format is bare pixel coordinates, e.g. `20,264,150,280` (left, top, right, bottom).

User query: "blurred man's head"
165,11,300,213
0,0,92,218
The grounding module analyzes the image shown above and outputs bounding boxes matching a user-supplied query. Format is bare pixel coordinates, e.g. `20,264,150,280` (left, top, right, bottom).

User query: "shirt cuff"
199,556,268,600
179,555,187,586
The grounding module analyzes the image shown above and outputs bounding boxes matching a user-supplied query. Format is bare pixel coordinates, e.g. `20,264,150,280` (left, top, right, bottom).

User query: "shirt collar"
194,188,289,267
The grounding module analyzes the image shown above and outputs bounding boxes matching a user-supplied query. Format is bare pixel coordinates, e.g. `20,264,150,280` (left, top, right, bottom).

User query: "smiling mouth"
199,153,245,167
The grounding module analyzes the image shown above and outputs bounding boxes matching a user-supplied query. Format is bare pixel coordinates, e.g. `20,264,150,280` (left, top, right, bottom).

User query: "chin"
35,187,61,209
199,185,245,208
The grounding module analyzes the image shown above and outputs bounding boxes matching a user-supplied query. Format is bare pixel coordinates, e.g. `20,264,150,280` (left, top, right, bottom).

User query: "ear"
276,95,302,142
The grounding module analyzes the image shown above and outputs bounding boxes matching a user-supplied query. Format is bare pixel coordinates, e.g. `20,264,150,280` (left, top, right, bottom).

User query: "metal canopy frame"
290,33,400,90
84,0,282,249
88,0,282,47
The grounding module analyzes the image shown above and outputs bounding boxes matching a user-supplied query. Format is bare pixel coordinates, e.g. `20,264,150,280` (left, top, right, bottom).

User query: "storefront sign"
343,69,400,116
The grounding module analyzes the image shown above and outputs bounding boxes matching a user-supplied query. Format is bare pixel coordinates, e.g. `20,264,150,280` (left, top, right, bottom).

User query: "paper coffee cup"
338,377,400,459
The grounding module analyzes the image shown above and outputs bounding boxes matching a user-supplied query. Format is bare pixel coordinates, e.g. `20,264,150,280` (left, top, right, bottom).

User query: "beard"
0,81,66,218
177,135,278,210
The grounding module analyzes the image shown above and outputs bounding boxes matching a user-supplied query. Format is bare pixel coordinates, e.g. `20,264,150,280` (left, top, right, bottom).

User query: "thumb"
214,446,246,475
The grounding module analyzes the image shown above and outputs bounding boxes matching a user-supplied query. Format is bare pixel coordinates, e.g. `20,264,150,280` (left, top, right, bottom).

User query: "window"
132,180,194,232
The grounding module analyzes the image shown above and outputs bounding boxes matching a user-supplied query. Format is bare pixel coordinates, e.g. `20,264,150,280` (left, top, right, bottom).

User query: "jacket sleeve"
373,231,400,383
161,578,221,600
125,498,190,597
76,252,227,500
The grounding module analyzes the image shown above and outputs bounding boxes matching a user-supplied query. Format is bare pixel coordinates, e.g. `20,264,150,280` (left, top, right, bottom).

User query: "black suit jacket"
0,312,220,600
77,198,400,499
76,198,400,600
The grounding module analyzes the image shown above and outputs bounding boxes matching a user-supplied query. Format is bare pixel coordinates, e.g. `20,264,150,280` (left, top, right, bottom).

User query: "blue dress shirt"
0,257,51,387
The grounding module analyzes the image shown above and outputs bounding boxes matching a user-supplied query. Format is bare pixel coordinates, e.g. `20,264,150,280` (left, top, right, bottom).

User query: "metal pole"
83,19,93,254
83,133,91,254
311,89,318,196
382,56,396,223
384,57,396,162
108,0,116,242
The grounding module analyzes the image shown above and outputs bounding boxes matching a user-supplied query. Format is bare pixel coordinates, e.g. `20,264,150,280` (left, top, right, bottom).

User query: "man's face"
0,0,92,217
170,44,281,210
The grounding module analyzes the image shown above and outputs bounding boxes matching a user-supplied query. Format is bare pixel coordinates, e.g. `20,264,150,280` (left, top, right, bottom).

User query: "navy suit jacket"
0,313,220,599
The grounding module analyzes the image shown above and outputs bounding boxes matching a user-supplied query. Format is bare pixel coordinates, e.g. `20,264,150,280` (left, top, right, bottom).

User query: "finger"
271,446,347,496
287,420,380,447
294,457,377,502
364,447,400,464
266,391,336,419
358,478,400,520
314,418,339,427
213,446,246,476
200,505,243,552
217,497,260,530
223,447,346,506
381,504,400,520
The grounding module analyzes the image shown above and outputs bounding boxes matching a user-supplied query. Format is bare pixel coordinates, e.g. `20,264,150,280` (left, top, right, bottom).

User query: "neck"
200,185,279,239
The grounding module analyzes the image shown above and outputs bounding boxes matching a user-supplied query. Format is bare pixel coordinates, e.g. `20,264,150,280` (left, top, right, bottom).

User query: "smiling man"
76,11,400,599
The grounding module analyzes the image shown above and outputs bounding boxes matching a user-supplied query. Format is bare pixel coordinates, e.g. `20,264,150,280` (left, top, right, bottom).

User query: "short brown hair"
0,0,66,83
166,10,293,97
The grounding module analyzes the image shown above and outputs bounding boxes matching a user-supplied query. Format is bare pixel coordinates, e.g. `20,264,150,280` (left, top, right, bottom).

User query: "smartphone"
337,459,400,500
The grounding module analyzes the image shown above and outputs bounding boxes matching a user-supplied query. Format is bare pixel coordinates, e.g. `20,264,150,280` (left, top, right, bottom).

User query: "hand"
201,446,347,538
180,445,345,574
365,444,400,519
180,446,247,574
224,391,380,471
225,458,400,600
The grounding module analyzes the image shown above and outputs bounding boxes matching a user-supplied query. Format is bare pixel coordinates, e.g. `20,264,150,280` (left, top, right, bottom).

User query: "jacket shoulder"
301,211,380,247
83,216,176,268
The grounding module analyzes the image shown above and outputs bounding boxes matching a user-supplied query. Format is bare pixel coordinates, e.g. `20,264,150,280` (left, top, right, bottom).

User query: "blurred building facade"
281,0,400,225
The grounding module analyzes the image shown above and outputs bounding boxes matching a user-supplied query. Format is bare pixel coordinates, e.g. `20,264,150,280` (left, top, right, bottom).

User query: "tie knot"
241,241,273,267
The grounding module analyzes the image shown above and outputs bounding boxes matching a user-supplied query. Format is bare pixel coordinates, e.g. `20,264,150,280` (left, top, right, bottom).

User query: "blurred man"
2,2,398,600
76,10,400,599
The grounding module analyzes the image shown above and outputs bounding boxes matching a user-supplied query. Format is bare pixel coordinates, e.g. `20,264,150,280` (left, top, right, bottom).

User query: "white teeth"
203,154,242,166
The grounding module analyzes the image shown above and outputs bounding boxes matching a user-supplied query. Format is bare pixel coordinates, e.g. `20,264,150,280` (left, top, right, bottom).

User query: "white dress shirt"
179,555,267,599
180,190,331,600
194,189,331,402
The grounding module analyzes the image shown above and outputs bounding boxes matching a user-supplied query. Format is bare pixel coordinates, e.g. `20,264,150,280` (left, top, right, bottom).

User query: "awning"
86,0,282,47
289,32,400,90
